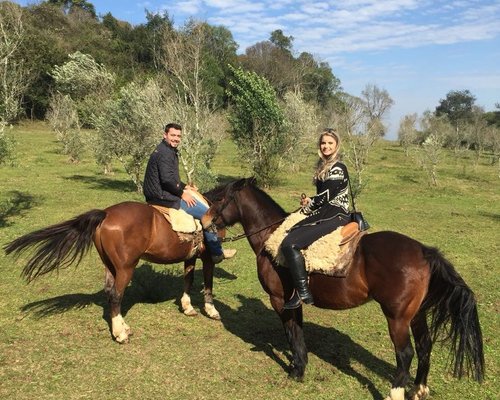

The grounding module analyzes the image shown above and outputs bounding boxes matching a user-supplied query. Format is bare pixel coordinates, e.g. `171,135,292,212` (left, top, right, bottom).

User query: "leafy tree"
398,113,418,156
157,20,227,189
92,79,165,191
281,90,319,171
227,65,287,187
46,92,82,162
0,121,15,165
269,29,293,52
50,51,115,128
465,106,491,167
46,0,97,18
436,89,476,125
417,112,452,186
332,84,393,197
435,89,476,151
484,102,500,129
0,1,33,122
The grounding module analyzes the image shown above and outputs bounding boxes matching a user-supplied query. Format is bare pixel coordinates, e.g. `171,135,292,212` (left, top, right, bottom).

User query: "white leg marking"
181,293,197,316
384,387,405,400
112,314,129,343
204,302,221,320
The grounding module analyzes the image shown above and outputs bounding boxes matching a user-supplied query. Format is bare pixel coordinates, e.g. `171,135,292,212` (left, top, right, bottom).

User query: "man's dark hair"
164,123,182,133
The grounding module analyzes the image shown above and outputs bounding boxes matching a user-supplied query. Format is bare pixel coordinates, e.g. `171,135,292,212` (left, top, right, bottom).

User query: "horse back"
94,201,192,264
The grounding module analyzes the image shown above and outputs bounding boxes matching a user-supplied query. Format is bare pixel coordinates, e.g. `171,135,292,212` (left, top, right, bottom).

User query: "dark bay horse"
4,201,223,343
203,178,484,400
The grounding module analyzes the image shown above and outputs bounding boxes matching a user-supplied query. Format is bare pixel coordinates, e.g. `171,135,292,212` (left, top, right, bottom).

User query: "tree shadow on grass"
216,295,393,400
477,210,500,221
65,174,136,193
19,262,236,338
0,191,40,228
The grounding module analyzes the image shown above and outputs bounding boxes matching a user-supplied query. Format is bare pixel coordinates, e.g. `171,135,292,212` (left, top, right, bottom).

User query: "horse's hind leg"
181,259,198,316
385,316,414,400
104,266,115,298
109,265,135,343
408,312,431,400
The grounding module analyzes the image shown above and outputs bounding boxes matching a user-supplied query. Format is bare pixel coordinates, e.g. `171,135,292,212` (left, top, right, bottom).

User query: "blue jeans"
180,199,223,257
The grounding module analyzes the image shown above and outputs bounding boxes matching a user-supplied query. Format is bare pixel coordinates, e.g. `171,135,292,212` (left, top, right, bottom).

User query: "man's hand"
182,189,197,207
186,183,199,192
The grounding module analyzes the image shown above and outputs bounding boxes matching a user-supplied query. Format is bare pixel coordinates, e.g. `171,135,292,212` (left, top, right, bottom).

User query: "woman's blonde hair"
314,129,341,182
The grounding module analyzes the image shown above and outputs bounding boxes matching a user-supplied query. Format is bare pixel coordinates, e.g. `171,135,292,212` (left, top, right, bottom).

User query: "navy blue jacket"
143,140,186,208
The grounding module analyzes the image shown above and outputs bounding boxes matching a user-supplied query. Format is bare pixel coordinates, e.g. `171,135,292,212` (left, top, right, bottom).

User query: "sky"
18,0,500,139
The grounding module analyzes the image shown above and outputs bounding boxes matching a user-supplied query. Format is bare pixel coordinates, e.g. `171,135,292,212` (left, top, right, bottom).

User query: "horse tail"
419,245,485,382
4,210,107,282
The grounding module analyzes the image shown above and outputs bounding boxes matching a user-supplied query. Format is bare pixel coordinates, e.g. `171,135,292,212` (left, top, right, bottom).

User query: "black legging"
281,214,350,251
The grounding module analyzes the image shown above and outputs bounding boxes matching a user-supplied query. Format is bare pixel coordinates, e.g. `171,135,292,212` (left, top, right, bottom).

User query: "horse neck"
237,187,286,254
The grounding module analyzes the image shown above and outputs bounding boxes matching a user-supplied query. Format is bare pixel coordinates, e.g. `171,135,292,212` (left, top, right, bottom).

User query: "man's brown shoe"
211,248,237,264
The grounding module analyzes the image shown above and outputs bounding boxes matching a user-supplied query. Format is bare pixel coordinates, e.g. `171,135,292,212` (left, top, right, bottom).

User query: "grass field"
0,122,498,400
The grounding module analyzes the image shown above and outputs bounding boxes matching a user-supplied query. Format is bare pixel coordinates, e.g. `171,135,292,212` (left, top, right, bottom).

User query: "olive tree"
227,65,287,187
416,112,453,186
92,79,165,192
331,85,393,198
157,20,224,189
398,113,418,156
281,90,320,171
0,1,32,123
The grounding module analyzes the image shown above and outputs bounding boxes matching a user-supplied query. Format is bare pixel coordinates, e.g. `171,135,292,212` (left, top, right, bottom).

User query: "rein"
220,216,288,243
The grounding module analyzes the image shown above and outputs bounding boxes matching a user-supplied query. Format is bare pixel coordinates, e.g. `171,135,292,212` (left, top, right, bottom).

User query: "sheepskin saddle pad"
151,205,203,246
264,212,365,277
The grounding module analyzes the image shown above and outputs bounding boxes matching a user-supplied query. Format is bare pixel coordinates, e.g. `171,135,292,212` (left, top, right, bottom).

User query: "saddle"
264,213,366,277
150,205,204,258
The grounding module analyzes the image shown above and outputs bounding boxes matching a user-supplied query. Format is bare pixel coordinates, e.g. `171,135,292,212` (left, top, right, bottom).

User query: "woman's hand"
300,193,311,207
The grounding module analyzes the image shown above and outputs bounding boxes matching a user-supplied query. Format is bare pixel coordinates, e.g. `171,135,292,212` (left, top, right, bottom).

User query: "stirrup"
283,291,313,310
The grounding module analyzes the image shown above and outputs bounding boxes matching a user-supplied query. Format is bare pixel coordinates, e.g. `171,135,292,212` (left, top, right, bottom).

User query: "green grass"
0,122,498,399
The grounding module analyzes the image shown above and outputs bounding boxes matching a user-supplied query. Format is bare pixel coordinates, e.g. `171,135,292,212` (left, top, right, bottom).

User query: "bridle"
206,189,293,243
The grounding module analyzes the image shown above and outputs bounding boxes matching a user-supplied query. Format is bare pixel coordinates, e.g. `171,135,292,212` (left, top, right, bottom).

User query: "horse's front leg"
181,258,198,316
272,296,308,380
201,254,221,320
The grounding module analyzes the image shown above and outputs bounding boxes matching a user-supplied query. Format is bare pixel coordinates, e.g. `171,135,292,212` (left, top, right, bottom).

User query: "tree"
227,65,287,187
157,20,226,189
398,113,418,156
50,51,115,127
331,84,393,197
46,92,82,162
92,79,165,191
0,121,15,165
465,106,491,167
281,90,319,171
435,89,476,152
361,84,394,137
46,0,97,19
269,29,293,52
0,1,33,122
417,112,452,186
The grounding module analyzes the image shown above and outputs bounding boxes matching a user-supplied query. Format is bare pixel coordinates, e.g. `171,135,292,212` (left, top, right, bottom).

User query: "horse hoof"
183,308,198,317
115,333,129,344
206,310,221,320
409,385,430,400
204,303,221,320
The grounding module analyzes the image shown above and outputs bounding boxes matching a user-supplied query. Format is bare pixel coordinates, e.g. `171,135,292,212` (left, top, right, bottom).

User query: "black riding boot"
281,245,314,309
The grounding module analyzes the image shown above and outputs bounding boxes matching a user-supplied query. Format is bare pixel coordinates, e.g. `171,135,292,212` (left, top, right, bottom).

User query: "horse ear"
232,178,247,191
247,177,257,186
